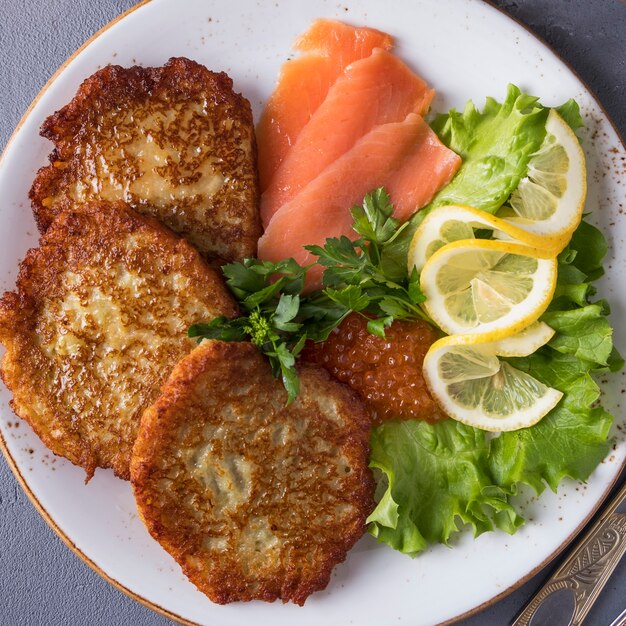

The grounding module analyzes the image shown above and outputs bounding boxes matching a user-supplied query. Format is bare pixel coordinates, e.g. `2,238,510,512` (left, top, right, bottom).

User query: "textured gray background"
0,1,625,625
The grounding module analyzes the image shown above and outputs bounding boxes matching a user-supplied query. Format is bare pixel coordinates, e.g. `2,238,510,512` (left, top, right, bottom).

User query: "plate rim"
0,1,623,625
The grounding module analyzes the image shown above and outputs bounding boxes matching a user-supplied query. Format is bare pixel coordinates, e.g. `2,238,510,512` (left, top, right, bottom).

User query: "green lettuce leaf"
567,219,608,279
489,217,619,493
555,99,585,134
491,348,613,494
368,420,523,557
427,84,549,213
490,348,613,494
369,216,620,555
368,88,620,557
489,405,612,494
542,305,613,366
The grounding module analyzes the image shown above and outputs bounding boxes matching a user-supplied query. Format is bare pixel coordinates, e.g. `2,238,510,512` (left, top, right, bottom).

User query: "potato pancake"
30,57,261,263
0,201,238,480
131,340,373,605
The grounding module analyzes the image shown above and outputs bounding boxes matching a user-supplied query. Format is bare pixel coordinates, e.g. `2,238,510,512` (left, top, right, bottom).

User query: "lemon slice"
498,109,586,243
490,321,554,357
420,239,557,338
423,333,563,431
407,204,557,274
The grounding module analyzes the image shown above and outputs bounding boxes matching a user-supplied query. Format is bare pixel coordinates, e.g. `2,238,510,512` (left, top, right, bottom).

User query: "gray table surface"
0,1,624,625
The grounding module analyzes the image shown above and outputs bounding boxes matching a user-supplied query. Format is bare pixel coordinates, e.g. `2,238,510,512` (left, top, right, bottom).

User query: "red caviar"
302,313,445,424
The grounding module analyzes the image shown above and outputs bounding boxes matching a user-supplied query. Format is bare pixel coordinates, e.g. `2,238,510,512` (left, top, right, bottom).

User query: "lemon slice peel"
423,333,563,432
420,239,558,339
498,109,586,244
408,204,560,274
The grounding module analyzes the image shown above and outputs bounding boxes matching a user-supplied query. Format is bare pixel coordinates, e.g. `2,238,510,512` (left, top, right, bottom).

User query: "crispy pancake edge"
29,57,262,263
131,340,374,605
0,202,239,480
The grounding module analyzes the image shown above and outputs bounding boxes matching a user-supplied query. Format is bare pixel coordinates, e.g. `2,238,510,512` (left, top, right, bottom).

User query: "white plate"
1,1,624,624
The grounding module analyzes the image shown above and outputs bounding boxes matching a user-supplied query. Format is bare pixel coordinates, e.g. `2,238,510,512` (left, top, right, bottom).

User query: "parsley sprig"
188,188,431,402
305,188,429,336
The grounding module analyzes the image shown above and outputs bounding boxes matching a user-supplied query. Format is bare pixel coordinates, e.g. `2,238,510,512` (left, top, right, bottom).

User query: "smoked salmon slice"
257,20,393,191
294,18,393,57
258,114,459,291
387,135,461,221
260,49,434,227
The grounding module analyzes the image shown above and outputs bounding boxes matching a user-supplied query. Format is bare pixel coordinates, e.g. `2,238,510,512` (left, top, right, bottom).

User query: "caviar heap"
302,314,444,424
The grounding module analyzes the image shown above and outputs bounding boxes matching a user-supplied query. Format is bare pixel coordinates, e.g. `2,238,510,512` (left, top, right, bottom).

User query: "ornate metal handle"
511,479,626,626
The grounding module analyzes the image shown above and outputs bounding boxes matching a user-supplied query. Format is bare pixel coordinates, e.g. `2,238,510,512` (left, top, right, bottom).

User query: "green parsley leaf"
325,285,369,311
188,317,248,342
191,189,432,402
407,268,426,305
367,316,393,338
350,187,399,245
273,294,301,331
267,342,299,403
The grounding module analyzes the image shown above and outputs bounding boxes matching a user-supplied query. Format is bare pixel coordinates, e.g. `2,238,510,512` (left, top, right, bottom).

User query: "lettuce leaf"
542,305,613,365
490,347,614,494
368,90,620,555
427,84,549,213
555,99,585,134
369,218,619,554
490,220,620,492
367,420,523,557
489,356,612,494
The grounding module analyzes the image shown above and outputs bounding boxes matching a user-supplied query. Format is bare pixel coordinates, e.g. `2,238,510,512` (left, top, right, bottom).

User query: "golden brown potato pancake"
131,340,373,605
30,57,261,263
0,201,238,480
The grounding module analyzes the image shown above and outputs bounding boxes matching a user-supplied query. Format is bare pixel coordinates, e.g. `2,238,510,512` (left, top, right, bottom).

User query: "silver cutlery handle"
511,479,626,626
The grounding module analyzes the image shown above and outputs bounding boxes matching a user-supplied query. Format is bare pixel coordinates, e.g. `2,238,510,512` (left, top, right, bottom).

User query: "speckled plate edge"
0,2,623,625
445,2,626,622
0,5,193,623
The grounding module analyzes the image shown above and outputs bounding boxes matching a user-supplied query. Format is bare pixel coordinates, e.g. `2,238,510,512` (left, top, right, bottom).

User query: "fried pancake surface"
30,57,260,263
0,202,238,480
131,340,373,605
